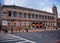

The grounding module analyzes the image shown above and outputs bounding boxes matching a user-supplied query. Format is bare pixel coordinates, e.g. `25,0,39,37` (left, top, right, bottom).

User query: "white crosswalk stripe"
1,34,36,43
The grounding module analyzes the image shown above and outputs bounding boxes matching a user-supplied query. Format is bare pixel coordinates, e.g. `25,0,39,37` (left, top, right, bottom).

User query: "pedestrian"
56,27,57,30
0,26,1,31
4,28,8,34
26,28,28,32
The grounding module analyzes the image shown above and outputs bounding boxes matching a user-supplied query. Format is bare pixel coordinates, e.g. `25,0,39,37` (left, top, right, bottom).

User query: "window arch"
8,11,11,17
32,14,34,18
19,12,22,17
36,14,38,19
13,11,17,17
39,15,41,19
28,13,31,18
23,13,26,18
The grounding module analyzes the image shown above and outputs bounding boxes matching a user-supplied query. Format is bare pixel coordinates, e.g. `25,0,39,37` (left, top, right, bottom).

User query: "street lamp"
11,19,14,33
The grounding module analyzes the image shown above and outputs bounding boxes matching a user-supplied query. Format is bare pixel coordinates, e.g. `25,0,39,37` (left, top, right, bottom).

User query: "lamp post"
11,19,14,34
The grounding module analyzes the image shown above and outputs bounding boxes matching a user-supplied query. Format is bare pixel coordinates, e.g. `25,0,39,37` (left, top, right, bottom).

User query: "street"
13,30,60,43
0,30,60,43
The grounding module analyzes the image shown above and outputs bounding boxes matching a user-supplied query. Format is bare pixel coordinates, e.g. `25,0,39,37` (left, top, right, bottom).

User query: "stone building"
0,4,58,33
57,18,60,28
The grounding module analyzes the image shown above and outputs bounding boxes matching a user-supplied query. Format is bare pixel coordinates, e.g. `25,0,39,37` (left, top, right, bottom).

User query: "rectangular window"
14,23,16,26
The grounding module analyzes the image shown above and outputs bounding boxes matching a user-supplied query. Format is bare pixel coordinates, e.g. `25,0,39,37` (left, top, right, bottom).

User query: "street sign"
2,20,8,25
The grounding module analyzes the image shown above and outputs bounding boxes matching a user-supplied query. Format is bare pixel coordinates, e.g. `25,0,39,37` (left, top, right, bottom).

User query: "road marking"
0,34,36,43
8,34,36,43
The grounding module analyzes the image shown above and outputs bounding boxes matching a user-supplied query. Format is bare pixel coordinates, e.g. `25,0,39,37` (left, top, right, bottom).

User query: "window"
45,16,47,20
52,17,54,20
23,13,26,18
39,15,41,19
36,14,38,19
28,13,31,18
19,12,22,17
14,23,16,26
8,11,11,17
48,16,49,20
42,15,44,19
8,22,10,26
32,14,34,18
50,16,51,20
14,11,17,17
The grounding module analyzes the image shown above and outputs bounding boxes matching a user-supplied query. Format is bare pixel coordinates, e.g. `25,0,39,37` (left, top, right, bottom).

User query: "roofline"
2,5,53,14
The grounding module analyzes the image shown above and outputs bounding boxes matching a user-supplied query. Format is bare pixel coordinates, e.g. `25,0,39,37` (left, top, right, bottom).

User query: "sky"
0,0,60,18
0,0,4,4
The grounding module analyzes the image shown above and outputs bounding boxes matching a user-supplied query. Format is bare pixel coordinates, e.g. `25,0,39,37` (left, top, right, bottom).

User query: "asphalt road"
13,30,60,43
0,33,35,43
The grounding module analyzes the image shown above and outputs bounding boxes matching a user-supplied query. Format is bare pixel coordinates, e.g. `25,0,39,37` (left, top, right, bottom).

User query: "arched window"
8,11,11,17
32,14,34,18
19,12,22,17
48,16,49,20
45,16,47,20
39,15,41,19
14,11,17,17
28,13,31,18
36,14,38,19
42,15,44,19
23,13,26,18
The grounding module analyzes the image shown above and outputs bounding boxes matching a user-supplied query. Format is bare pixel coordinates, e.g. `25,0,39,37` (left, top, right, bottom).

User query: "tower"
52,5,58,15
52,5,58,27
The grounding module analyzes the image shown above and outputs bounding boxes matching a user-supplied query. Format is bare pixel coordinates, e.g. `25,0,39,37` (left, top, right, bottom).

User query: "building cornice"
2,5,53,14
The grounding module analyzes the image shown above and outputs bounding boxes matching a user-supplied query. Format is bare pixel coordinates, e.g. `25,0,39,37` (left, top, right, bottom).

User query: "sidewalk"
1,28,60,33
11,28,60,33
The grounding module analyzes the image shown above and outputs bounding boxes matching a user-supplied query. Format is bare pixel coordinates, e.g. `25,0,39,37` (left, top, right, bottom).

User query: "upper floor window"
50,16,51,20
8,11,11,17
32,14,34,18
13,11,17,17
19,12,22,17
23,13,26,18
45,16,47,20
36,14,38,19
42,15,44,19
52,17,54,20
48,16,49,20
39,15,41,19
28,13,31,18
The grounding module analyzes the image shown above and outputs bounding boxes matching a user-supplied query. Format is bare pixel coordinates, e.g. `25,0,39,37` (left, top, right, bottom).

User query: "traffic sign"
2,20,8,25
